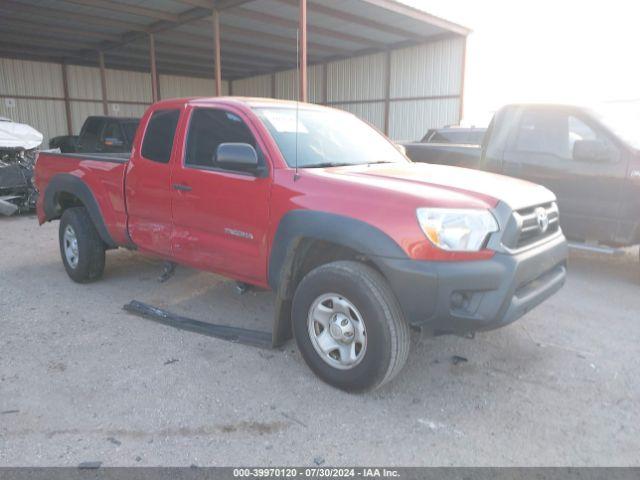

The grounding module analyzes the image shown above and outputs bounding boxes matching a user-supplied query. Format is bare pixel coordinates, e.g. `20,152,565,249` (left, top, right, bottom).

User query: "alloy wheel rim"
63,225,79,269
307,293,367,370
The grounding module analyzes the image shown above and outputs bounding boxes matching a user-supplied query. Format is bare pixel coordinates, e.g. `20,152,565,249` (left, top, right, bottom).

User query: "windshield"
590,103,640,150
254,107,408,168
122,121,140,143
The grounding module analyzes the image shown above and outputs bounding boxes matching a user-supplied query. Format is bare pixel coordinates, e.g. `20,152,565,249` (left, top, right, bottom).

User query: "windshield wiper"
303,162,352,168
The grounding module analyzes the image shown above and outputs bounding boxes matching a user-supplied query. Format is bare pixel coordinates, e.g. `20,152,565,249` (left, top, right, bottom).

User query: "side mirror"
573,139,609,163
104,137,124,147
216,142,262,174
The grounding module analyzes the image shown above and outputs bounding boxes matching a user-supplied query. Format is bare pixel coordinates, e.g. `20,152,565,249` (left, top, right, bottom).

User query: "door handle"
172,184,192,192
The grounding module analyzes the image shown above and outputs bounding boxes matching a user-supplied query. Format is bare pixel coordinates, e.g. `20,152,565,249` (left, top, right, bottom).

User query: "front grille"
513,202,560,249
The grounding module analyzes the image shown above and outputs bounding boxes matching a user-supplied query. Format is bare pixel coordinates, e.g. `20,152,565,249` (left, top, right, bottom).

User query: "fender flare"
43,173,117,248
267,210,408,347
268,210,407,295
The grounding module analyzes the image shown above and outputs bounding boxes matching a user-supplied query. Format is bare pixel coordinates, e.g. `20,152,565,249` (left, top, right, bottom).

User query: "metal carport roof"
0,0,470,80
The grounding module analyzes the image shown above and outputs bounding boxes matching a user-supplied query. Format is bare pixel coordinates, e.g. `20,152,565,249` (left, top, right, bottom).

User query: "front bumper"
375,231,567,335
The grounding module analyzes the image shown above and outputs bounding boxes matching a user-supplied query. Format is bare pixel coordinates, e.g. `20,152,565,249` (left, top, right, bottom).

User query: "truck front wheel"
292,261,410,392
59,207,106,283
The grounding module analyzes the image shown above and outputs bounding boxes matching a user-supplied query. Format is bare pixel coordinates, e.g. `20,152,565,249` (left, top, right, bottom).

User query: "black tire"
59,207,106,283
292,260,410,392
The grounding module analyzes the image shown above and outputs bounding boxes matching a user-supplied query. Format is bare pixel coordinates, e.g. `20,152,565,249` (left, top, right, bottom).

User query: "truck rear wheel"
59,207,106,283
292,261,410,392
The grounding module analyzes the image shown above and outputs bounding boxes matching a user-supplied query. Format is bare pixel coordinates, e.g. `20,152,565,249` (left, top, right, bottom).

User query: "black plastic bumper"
375,232,568,335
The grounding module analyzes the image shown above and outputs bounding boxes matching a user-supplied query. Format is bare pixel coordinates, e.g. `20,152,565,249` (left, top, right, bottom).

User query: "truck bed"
403,142,482,168
42,152,130,163
34,151,131,246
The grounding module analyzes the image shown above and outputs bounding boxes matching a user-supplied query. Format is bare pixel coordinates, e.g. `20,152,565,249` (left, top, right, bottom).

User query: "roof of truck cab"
85,115,140,121
185,96,331,110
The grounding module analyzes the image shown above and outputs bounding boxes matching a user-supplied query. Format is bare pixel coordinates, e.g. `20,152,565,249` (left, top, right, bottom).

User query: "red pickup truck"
35,97,568,391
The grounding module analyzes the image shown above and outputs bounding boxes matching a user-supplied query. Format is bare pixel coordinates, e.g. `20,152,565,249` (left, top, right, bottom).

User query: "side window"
515,110,569,158
568,116,597,153
568,116,618,162
184,108,261,171
82,117,102,139
141,109,180,163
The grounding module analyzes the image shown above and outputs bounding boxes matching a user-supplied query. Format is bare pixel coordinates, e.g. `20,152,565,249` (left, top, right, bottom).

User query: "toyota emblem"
535,207,549,233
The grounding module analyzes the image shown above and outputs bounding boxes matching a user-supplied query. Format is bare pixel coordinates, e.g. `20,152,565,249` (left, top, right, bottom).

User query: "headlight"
416,208,498,252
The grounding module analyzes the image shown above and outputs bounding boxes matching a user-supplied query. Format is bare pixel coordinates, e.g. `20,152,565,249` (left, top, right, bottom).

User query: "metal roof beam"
0,46,67,64
0,34,97,55
359,0,471,36
120,44,286,71
228,6,386,48
99,59,230,79
0,33,260,74
171,0,255,11
158,30,311,62
103,50,251,73
173,0,214,8
2,0,148,31
199,22,351,55
63,0,180,22
0,45,235,81
0,20,122,43
275,0,424,41
152,43,296,69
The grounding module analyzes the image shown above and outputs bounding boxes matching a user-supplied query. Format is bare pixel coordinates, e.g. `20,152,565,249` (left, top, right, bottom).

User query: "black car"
49,116,140,154
404,104,640,252
421,126,486,145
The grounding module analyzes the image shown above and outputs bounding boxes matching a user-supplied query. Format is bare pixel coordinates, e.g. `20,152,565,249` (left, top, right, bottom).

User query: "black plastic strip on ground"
123,300,273,349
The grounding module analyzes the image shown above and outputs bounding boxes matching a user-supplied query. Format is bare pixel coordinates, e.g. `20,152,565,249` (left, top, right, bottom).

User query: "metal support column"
298,0,308,102
212,9,222,96
383,49,391,136
98,51,108,115
149,33,159,102
458,36,467,122
61,62,73,135
322,62,328,104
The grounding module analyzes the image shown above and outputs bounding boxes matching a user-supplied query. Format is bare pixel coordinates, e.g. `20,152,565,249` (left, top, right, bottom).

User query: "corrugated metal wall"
0,36,464,146
388,38,463,140
159,74,229,98
232,74,272,98
234,37,465,141
0,58,227,147
0,58,68,146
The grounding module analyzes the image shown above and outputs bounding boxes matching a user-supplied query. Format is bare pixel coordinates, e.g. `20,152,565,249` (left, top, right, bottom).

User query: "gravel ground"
1,214,639,466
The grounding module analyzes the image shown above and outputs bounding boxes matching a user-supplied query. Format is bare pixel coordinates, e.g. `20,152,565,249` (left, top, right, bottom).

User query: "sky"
402,0,640,125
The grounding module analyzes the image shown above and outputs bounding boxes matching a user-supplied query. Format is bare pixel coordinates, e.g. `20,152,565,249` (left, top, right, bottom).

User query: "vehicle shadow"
4,242,627,403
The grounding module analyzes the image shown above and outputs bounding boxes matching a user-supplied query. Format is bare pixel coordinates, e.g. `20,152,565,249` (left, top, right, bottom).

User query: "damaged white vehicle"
0,117,43,216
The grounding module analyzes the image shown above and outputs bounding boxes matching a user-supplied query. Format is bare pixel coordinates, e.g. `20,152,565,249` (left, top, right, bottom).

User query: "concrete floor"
1,214,639,466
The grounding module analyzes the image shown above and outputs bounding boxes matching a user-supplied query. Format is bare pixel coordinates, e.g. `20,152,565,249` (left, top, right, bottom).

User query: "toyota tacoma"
35,97,568,391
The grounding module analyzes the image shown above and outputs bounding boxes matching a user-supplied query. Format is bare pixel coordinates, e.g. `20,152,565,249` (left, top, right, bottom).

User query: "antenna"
294,28,300,181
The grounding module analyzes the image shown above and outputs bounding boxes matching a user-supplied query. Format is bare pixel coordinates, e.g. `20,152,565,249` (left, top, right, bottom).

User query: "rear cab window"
141,109,180,163
101,122,123,143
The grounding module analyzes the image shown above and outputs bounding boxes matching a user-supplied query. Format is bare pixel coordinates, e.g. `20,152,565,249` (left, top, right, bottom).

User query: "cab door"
125,108,181,256
170,106,272,284
502,107,626,242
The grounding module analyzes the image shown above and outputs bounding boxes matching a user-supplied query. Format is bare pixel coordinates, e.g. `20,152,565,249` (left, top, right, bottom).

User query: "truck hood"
0,118,43,150
314,162,556,211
